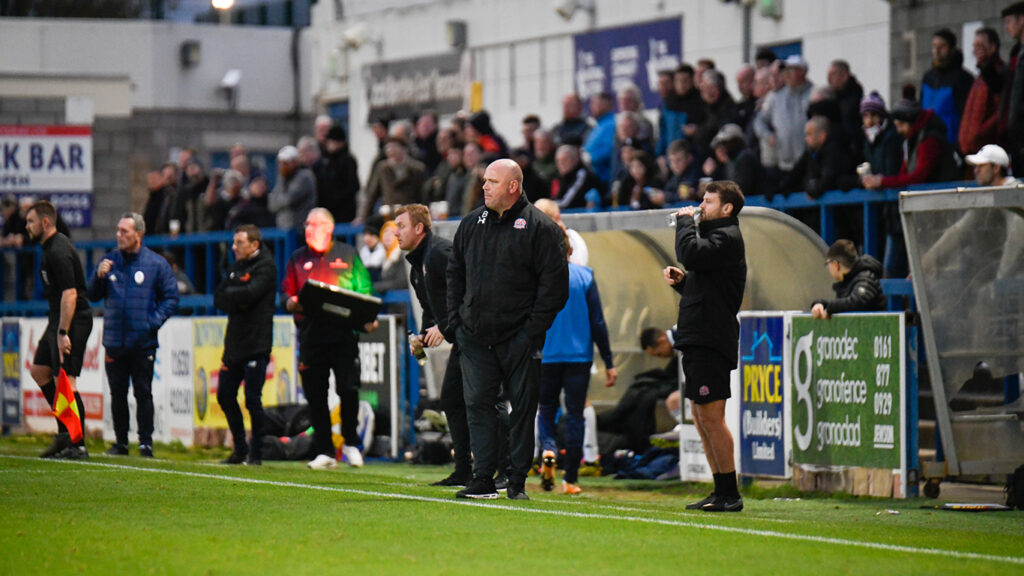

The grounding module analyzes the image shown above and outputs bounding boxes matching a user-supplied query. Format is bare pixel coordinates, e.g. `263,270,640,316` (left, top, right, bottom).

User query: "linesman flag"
53,369,83,444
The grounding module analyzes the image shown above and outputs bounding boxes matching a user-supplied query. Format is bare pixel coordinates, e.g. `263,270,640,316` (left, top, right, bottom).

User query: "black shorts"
33,314,93,377
682,346,733,405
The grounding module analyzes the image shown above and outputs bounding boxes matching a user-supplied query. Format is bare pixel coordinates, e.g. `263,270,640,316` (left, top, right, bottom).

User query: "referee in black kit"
25,201,93,459
447,159,568,500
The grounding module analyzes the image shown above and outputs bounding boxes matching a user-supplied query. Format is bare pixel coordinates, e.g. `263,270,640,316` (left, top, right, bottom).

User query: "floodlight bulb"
212,0,235,10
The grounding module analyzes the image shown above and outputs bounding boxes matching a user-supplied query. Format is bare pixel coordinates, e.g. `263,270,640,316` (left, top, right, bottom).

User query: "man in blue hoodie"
921,28,975,150
88,212,179,458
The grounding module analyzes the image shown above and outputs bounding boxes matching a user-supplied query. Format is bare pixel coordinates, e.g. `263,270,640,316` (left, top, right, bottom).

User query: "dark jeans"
299,345,360,458
458,329,540,486
105,348,155,446
218,356,269,459
538,362,591,484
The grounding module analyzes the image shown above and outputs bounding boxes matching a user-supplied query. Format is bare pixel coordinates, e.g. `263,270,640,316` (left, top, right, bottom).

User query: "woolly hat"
890,99,922,123
859,91,887,116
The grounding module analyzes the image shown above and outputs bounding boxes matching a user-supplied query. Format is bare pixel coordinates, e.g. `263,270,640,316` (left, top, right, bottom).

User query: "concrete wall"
312,0,891,183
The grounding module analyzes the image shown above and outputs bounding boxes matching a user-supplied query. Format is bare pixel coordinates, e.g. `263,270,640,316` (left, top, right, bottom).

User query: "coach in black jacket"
213,225,278,465
447,159,569,500
396,204,474,486
811,239,885,319
666,180,747,512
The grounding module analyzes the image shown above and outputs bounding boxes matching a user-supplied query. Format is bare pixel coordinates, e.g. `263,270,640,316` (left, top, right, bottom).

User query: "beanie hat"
859,91,887,116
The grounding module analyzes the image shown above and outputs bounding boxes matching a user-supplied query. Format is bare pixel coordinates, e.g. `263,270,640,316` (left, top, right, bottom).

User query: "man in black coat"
665,181,746,512
214,225,278,465
395,204,473,486
315,126,361,224
811,239,886,319
447,159,569,500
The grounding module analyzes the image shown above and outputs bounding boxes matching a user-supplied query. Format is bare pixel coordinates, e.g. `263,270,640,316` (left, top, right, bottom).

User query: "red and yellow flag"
52,369,83,444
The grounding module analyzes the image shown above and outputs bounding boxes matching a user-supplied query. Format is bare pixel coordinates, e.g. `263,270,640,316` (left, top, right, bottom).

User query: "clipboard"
298,279,382,331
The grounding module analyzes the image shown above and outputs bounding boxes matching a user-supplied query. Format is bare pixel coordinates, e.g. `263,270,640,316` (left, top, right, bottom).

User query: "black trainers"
494,474,509,492
139,445,154,458
455,477,499,500
685,493,717,510
56,445,89,460
431,472,471,487
105,444,129,456
506,483,529,501
40,434,71,459
245,455,262,466
221,452,247,465
702,495,743,512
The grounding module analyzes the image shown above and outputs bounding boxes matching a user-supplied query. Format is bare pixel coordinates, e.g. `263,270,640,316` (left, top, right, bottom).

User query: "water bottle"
408,331,427,366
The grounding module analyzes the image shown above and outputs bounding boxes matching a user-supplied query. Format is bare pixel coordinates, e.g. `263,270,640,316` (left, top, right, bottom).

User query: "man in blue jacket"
88,212,179,457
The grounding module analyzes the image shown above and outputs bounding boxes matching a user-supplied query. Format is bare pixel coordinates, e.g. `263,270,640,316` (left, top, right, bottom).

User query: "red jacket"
959,57,1004,154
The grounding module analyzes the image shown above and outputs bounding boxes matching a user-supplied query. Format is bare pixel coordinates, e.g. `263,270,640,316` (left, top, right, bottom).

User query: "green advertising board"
790,314,904,470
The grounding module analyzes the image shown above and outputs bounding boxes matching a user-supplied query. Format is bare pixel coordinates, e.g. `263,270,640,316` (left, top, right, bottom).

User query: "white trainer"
341,445,364,468
307,454,338,470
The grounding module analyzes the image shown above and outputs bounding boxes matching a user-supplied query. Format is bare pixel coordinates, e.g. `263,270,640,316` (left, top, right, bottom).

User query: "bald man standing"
447,159,569,500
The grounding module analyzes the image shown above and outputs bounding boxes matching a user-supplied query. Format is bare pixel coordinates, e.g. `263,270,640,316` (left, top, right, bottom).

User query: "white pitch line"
3,455,1022,566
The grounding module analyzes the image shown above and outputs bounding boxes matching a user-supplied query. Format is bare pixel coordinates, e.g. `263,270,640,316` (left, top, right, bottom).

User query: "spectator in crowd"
203,169,245,232
520,114,541,156
359,216,387,281
811,239,885,319
269,145,317,238
1,194,30,300
214,224,277,466
734,64,757,131
704,124,764,199
537,230,616,495
673,63,708,146
87,212,179,458
389,120,417,153
959,27,1005,158
754,48,777,69
447,159,569,501
436,144,468,217
862,99,960,191
1001,2,1024,176
828,60,866,156
297,135,321,170
459,141,488,216
664,139,701,203
465,110,508,157
752,60,787,190
314,114,333,155
225,176,275,230
532,129,558,186
413,111,442,174
424,136,461,206
511,147,547,203
370,116,390,168
162,251,195,296
143,163,178,235
281,208,377,470
609,143,637,206
756,55,813,179
656,69,685,160
847,92,905,277
359,137,428,221
614,150,666,210
608,112,654,185
921,28,974,149
178,155,210,234
781,116,856,199
694,69,738,157
618,83,655,142
965,143,1019,188
553,93,591,146
230,152,257,185
696,58,716,85
552,144,604,210
316,125,361,224
583,91,618,184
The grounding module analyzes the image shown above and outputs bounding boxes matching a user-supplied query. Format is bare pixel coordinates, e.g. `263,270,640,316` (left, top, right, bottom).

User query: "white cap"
965,144,1010,167
784,54,808,69
277,145,300,162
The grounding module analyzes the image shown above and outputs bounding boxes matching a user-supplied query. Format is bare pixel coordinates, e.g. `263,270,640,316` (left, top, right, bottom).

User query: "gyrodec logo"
792,331,814,452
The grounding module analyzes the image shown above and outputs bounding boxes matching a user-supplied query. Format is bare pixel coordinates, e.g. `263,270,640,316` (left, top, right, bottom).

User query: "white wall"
0,17,314,115
312,0,891,183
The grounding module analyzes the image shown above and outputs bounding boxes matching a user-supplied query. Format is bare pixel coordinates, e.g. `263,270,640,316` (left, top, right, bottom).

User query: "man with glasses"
811,239,886,320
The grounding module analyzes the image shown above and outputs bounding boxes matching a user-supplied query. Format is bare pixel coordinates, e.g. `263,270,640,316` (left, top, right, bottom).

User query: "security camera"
555,0,578,20
220,69,241,90
343,23,368,50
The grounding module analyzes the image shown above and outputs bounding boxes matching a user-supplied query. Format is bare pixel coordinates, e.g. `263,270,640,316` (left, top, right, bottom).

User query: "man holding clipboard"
281,208,379,470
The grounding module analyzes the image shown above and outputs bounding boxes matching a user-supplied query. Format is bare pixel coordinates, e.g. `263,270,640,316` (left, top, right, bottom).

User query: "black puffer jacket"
812,255,886,315
406,231,452,337
672,215,747,366
447,194,569,348
214,248,277,364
